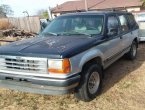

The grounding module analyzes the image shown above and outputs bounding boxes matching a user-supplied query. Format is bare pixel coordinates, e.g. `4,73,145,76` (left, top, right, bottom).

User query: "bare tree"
0,4,13,18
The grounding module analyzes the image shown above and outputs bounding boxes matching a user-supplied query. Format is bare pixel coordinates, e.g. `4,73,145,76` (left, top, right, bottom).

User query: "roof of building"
52,0,104,13
91,0,143,10
52,0,143,13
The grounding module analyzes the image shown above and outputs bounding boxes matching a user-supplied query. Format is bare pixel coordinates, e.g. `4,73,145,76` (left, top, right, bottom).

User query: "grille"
0,56,48,74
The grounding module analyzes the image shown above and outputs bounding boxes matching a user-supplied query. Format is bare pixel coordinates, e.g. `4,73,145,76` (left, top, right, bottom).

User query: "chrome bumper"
0,72,80,95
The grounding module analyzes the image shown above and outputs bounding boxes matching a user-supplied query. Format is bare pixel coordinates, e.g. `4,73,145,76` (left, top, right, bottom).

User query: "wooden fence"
0,17,41,33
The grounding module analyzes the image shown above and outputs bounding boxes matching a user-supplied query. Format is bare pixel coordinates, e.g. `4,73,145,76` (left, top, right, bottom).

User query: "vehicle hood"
0,36,102,58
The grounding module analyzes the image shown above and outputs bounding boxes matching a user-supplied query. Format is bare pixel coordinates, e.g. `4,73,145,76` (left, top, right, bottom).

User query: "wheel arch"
80,56,104,78
133,37,139,48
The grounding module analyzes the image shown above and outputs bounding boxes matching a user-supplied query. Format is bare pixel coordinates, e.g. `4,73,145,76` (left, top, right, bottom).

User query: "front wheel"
125,41,137,60
74,64,102,102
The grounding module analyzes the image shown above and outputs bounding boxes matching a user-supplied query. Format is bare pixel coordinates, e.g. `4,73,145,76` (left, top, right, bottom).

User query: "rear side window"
127,14,138,30
118,15,129,33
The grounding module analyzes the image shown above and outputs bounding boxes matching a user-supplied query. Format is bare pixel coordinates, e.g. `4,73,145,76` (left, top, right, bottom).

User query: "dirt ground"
0,43,145,110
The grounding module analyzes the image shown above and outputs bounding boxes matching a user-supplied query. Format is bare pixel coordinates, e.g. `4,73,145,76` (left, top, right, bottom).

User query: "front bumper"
0,72,80,95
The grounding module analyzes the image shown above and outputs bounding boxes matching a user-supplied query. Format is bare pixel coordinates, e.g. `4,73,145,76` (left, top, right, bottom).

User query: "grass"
0,39,145,110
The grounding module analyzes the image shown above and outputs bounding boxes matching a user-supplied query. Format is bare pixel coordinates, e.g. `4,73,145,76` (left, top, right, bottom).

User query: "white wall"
126,7,141,12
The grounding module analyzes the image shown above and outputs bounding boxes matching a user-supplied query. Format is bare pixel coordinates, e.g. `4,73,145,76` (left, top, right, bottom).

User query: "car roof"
60,11,131,17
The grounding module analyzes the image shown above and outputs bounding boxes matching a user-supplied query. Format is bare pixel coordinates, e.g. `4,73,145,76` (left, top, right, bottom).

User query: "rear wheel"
126,41,137,60
75,64,102,102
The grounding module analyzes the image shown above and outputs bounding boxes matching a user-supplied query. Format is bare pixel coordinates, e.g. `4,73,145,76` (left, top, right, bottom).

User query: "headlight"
48,59,71,74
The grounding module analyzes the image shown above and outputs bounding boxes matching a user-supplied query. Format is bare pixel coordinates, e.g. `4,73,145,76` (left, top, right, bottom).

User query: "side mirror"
107,28,118,36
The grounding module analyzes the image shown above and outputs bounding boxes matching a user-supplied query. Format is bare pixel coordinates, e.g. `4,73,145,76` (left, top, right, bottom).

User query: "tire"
74,64,102,102
126,41,137,60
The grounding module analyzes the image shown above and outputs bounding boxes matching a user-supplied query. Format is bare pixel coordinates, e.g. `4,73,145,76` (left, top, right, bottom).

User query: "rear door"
117,14,132,50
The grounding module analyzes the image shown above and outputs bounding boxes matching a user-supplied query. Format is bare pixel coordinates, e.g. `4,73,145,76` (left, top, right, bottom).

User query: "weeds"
0,19,10,30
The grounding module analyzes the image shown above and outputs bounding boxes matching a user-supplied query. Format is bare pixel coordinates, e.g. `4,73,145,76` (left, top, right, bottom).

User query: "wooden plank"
0,40,14,42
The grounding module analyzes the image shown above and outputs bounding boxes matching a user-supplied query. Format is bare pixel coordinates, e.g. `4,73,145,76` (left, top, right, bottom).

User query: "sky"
0,0,69,17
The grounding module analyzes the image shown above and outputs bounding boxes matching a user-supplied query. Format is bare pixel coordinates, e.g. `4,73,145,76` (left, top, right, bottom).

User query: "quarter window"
127,14,138,30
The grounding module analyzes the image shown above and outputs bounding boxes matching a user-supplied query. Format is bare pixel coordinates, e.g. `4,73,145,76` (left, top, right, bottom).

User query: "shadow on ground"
102,43,145,94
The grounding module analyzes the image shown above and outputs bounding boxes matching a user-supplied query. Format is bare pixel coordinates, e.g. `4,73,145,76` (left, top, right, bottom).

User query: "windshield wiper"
74,31,92,37
60,31,92,37
41,32,58,36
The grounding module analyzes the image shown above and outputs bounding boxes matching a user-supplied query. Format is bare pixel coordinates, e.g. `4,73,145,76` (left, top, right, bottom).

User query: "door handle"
120,36,123,39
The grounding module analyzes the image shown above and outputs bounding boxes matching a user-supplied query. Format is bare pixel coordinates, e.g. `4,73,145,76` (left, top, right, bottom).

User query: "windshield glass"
40,15,104,36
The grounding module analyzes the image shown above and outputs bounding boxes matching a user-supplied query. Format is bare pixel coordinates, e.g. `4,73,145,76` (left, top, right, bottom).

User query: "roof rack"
110,8,128,12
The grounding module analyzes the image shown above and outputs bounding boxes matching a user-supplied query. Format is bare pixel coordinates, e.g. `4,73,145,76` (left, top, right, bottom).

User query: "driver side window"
107,15,119,36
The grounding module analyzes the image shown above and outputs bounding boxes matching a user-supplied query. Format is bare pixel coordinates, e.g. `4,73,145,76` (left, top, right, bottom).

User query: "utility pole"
23,11,31,32
85,0,88,11
48,7,52,20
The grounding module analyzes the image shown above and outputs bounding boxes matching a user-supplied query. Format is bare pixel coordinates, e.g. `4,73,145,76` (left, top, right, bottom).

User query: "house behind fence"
0,17,41,33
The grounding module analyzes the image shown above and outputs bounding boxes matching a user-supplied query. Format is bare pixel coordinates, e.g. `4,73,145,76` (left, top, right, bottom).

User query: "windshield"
40,15,104,37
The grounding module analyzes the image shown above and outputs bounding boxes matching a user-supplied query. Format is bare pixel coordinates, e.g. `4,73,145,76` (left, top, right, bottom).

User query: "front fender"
79,49,104,70
70,48,104,74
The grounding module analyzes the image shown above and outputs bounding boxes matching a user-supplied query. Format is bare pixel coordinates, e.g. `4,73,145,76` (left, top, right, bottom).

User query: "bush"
0,19,10,30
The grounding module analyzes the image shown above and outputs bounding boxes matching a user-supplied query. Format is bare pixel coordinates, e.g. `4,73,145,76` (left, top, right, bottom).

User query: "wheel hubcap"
88,72,100,94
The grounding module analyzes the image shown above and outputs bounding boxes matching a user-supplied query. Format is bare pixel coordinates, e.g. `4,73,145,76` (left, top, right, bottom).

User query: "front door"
102,14,123,67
